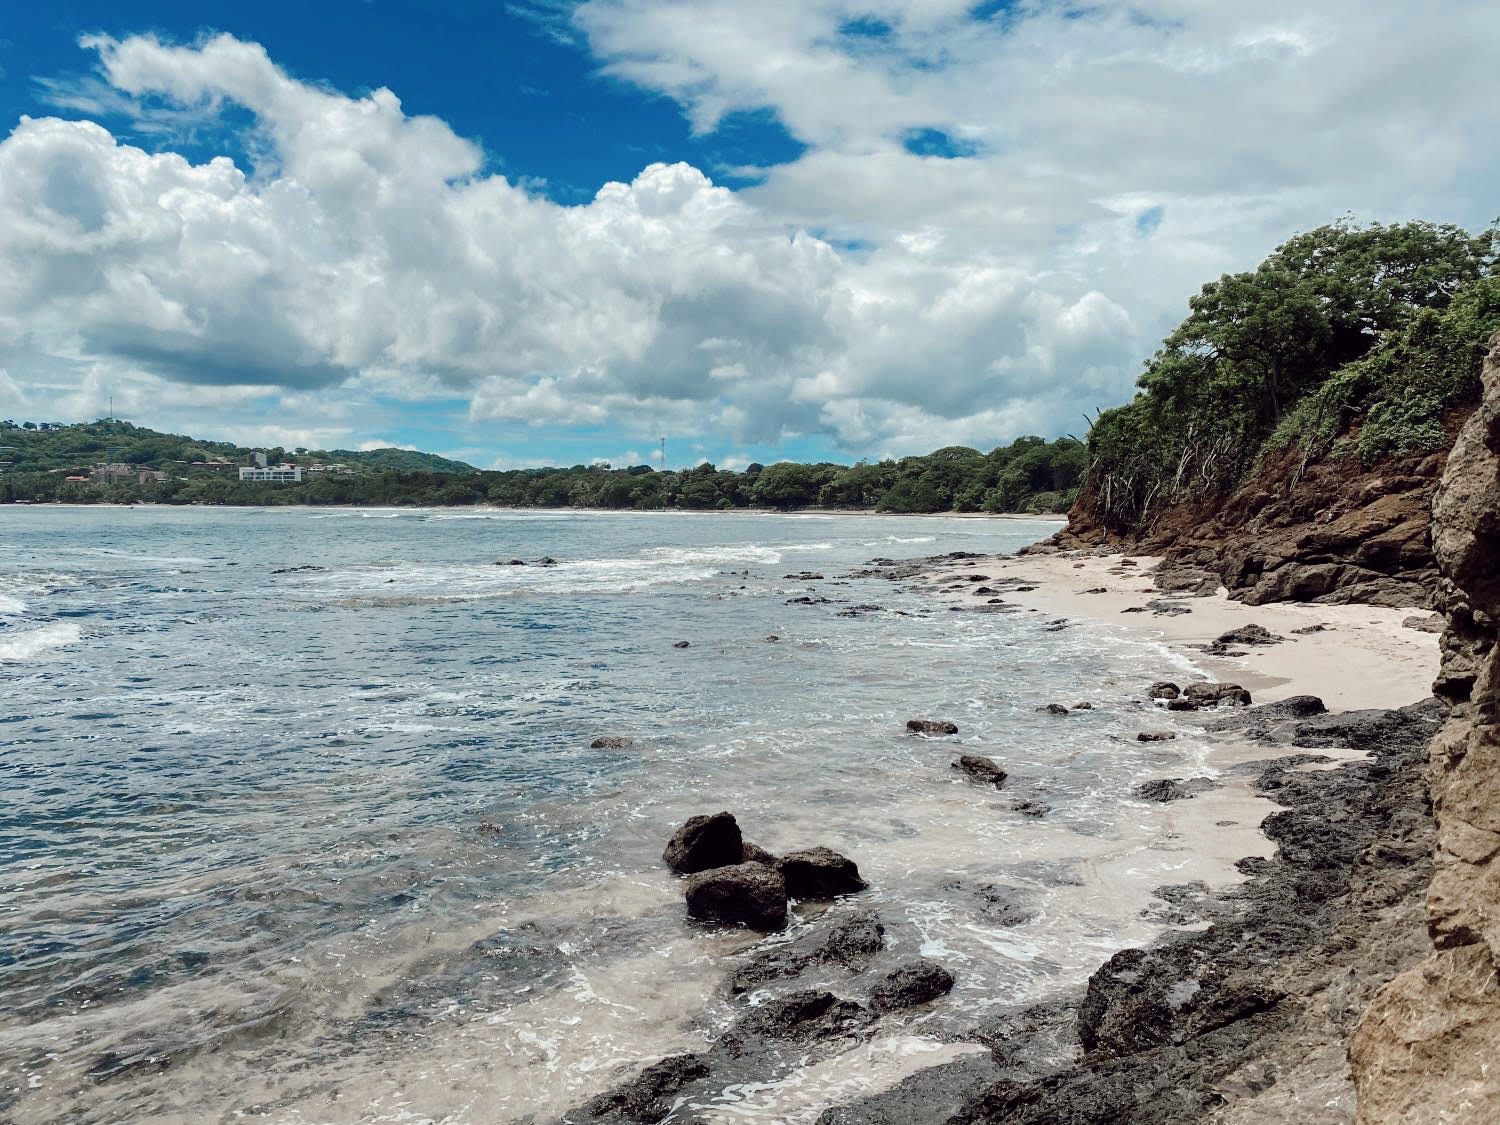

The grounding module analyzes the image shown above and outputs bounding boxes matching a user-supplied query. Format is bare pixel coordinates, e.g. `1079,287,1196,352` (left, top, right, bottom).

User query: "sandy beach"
921,549,1440,713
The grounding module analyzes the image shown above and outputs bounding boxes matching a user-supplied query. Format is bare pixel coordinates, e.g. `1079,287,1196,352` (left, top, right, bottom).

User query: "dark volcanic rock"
672,640,691,648
907,718,959,735
784,571,825,580
1183,681,1252,706
581,1052,709,1121
1401,613,1444,633
500,558,526,566
1149,681,1180,700
1041,703,1070,715
869,959,956,1012
946,698,1443,1124
954,754,1007,787
663,812,743,874
787,595,836,605
778,847,868,900
1136,731,1176,742
719,990,870,1054
727,910,885,995
1134,777,1218,802
685,863,789,932
740,841,779,866
1215,623,1284,645
1147,598,1193,615
590,736,636,749
1153,562,1221,596
1011,800,1051,817
1165,698,1200,712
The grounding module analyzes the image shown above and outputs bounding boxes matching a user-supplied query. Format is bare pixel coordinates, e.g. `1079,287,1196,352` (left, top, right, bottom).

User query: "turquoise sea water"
0,507,1215,1123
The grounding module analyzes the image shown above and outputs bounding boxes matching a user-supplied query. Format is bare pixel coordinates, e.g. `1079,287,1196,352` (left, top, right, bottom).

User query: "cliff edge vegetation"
1059,219,1500,608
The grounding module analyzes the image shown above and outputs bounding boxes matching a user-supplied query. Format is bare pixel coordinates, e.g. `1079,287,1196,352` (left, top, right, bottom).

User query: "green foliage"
1083,219,1499,531
1355,392,1448,465
1,419,1085,515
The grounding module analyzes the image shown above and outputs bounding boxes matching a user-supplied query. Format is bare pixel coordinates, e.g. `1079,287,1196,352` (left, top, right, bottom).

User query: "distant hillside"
0,419,476,475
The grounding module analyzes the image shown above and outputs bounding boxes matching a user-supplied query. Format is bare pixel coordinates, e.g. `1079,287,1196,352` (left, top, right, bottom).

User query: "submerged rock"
590,736,635,749
953,754,1007,787
685,863,789,932
907,718,959,735
1040,703,1069,716
581,1052,709,1121
672,640,691,648
719,989,869,1053
727,910,886,994
663,812,743,875
779,847,868,900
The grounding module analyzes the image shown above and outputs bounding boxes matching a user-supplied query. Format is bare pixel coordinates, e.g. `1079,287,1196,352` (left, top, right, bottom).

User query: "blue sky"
0,2,1497,469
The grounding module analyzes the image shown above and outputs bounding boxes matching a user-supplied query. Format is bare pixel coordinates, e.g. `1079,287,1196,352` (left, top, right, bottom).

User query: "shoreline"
915,549,1440,714
1,500,1069,521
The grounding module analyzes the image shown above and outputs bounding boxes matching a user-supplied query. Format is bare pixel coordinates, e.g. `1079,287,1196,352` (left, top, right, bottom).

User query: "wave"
58,547,209,566
0,622,83,662
0,594,26,615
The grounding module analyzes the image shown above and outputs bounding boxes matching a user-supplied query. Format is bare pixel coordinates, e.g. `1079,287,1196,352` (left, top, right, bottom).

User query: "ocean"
0,506,1221,1123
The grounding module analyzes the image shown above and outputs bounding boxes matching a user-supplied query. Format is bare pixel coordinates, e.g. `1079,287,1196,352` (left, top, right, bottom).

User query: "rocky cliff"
1350,330,1500,1120
1052,442,1458,609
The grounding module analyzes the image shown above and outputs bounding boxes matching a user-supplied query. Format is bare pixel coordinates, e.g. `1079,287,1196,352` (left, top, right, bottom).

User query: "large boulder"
684,863,789,932
663,812,744,875
778,847,869,900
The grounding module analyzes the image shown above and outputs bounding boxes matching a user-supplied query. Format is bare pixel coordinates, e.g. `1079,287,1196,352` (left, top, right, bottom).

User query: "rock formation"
1351,330,1500,1121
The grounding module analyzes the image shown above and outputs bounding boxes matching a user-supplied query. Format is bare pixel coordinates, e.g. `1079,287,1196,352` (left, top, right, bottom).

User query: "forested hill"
0,418,1086,514
0,419,477,476
1057,218,1500,608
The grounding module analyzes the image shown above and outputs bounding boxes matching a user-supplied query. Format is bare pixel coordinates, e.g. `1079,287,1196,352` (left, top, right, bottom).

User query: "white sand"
924,551,1440,713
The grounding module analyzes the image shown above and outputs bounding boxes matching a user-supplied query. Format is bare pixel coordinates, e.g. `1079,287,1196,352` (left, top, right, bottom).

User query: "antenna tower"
660,436,667,471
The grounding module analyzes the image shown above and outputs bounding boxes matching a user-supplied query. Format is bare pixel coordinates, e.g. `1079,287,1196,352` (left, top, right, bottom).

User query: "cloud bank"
1,4,1497,458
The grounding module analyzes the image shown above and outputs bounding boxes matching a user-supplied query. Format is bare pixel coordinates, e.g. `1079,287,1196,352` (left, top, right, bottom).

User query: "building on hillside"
91,463,137,484
239,464,304,483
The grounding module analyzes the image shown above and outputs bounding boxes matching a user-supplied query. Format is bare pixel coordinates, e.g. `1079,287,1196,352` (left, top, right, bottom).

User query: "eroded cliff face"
1351,330,1500,1122
1055,426,1467,610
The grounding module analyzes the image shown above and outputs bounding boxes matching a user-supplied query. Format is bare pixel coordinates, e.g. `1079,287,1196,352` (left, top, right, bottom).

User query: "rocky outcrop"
1054,429,1461,612
945,700,1441,1124
1351,330,1500,1122
778,847,869,900
684,862,789,932
662,812,743,875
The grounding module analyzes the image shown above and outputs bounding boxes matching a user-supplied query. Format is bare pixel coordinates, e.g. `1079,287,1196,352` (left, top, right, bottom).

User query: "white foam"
0,594,26,615
62,547,208,566
0,622,82,662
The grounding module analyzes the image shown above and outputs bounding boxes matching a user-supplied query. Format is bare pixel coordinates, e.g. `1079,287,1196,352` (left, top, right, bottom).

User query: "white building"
239,464,304,483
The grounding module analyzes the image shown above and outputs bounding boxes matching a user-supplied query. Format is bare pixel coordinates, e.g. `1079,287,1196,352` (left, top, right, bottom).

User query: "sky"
0,2,1497,471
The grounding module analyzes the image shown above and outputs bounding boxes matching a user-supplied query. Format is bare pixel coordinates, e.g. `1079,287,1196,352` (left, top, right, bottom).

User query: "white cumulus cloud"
1,8,1498,457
